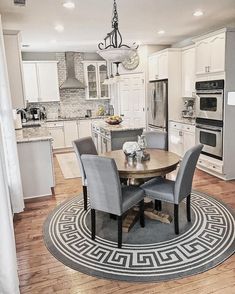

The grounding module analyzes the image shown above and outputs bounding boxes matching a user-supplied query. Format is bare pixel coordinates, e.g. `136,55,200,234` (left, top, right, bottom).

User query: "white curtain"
0,16,24,213
0,126,20,294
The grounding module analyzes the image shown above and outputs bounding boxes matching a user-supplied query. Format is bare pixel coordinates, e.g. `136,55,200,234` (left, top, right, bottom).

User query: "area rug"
43,191,235,282
56,152,81,179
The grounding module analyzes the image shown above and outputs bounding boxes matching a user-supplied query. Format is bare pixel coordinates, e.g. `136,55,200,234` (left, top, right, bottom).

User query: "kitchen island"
16,127,54,199
91,121,144,154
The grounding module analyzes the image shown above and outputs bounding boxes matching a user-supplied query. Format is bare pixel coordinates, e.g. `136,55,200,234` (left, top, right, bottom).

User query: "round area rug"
43,191,235,282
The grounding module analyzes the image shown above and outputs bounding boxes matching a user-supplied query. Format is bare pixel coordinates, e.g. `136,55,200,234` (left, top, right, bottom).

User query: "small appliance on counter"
29,106,46,121
86,109,92,117
181,97,195,119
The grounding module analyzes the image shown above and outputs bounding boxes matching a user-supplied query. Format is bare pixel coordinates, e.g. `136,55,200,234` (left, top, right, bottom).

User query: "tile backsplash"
27,52,109,119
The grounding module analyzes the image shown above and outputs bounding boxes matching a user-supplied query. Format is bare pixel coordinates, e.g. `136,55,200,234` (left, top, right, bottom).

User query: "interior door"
119,74,145,128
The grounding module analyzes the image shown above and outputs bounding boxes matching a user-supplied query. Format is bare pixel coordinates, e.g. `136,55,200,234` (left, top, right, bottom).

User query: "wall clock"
122,51,140,70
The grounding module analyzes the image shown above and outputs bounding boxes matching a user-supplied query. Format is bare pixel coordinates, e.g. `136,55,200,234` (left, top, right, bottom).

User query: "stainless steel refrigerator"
148,80,168,132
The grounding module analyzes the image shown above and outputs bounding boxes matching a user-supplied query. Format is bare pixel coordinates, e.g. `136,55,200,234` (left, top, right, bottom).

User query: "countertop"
16,127,52,143
46,116,108,122
92,121,144,132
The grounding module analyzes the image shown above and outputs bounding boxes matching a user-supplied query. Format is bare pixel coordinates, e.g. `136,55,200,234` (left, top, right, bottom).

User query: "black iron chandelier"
97,0,138,63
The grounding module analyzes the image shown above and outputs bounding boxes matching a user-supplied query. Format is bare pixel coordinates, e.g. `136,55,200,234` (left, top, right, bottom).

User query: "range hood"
60,52,85,90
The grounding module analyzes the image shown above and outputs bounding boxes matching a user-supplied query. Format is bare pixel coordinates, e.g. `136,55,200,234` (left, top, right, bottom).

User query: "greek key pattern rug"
43,191,235,282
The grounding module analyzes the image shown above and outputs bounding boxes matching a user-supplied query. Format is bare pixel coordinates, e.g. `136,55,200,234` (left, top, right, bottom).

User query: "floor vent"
14,0,26,6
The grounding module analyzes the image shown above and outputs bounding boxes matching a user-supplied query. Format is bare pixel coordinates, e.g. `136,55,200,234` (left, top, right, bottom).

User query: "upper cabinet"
148,52,168,81
23,61,60,102
181,46,195,97
195,33,225,76
3,31,25,109
83,61,109,100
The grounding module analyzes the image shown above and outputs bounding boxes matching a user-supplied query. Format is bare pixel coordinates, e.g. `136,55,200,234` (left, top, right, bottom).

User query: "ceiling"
0,0,235,52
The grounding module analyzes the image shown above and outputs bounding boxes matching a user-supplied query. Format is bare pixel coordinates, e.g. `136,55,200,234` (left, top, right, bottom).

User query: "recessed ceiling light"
63,1,75,9
55,24,64,32
193,10,204,17
158,30,165,35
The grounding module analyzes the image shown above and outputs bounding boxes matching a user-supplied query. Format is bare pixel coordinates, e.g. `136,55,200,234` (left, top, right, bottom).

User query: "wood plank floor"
14,155,235,294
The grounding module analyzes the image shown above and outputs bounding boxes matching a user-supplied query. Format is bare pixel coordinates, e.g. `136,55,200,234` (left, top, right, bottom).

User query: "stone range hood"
60,52,85,90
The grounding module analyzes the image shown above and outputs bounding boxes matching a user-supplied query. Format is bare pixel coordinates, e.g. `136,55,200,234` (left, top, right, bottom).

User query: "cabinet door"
158,53,168,79
168,128,184,157
84,63,98,99
98,62,109,99
182,48,195,97
209,34,225,73
37,62,60,101
23,63,39,102
64,121,79,147
148,55,158,81
195,40,210,75
48,128,65,149
3,33,25,108
183,131,195,155
78,120,92,138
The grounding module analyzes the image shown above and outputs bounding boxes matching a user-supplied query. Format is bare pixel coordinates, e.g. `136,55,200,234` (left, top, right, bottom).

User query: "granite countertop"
92,121,144,132
46,116,109,122
16,127,52,143
170,119,196,126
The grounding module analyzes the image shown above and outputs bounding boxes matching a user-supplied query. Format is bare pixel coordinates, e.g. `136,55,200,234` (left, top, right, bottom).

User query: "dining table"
102,148,180,232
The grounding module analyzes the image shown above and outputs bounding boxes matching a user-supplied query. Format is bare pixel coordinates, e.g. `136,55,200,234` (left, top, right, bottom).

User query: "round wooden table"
102,149,180,179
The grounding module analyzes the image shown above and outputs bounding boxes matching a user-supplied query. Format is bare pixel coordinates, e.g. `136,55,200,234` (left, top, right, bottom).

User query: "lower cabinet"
168,121,195,157
64,121,79,147
78,120,92,138
47,122,65,149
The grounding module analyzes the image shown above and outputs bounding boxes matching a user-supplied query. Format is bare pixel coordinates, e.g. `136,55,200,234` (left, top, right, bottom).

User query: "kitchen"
0,0,235,293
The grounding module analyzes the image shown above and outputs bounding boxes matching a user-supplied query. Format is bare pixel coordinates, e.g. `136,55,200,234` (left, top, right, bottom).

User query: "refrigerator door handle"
152,89,156,120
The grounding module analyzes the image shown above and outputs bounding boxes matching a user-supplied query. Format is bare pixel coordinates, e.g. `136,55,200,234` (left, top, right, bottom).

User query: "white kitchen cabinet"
37,62,60,101
182,46,195,97
46,122,65,149
194,33,225,76
148,52,168,81
17,139,54,199
78,120,92,138
83,61,109,100
22,63,39,102
3,31,25,108
64,121,79,147
168,121,195,157
23,61,60,102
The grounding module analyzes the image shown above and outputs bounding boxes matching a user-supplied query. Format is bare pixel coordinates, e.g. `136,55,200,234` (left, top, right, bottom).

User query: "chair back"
73,137,97,185
143,131,168,150
174,144,203,203
81,155,123,215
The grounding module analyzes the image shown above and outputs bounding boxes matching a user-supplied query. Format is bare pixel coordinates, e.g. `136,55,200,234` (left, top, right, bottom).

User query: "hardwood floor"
14,156,235,294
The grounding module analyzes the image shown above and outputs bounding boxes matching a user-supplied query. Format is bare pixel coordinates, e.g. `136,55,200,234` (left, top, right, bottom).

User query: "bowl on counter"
105,116,123,125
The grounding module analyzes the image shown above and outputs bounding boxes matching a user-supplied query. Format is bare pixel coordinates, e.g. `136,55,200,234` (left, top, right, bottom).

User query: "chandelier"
97,0,138,63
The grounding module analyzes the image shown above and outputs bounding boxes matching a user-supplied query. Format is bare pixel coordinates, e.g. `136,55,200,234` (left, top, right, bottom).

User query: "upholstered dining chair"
81,154,145,248
73,137,98,210
143,130,168,150
141,144,203,235
143,130,168,211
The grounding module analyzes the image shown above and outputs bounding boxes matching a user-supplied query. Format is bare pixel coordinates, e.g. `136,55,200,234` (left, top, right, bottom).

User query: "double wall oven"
195,80,224,160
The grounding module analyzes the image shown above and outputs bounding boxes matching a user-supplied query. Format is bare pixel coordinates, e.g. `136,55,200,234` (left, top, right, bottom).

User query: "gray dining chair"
143,130,168,211
143,130,168,150
81,154,145,248
73,137,98,210
141,144,203,234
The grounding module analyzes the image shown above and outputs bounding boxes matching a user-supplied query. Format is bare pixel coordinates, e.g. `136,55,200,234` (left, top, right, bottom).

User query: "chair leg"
118,215,122,248
155,200,162,211
83,185,88,210
187,194,191,222
139,199,145,228
174,204,179,235
91,209,96,240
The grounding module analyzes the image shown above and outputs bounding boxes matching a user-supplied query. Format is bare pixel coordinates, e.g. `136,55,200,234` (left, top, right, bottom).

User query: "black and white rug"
43,191,235,282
